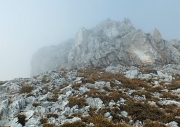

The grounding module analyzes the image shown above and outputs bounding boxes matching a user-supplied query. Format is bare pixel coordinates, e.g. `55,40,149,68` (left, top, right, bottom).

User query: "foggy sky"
0,0,180,81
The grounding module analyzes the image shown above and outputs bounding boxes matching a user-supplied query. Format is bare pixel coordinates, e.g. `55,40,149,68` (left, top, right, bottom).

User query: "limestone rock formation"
31,18,180,76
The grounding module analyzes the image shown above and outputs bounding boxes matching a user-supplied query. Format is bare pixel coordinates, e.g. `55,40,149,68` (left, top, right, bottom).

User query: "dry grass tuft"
103,86,112,92
0,81,6,85
32,102,41,107
73,82,84,90
19,84,34,93
143,119,167,127
174,107,180,116
82,114,130,127
47,94,59,102
16,114,26,126
60,121,86,127
68,96,88,108
42,85,49,94
166,81,180,90
26,93,35,97
43,123,55,127
86,114,115,127
149,85,163,93
46,113,59,118
140,69,157,74
40,117,48,124
160,92,179,101
41,77,51,83
84,77,95,84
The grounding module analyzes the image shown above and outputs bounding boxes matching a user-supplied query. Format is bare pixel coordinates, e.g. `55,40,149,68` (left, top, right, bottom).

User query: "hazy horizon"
0,0,180,81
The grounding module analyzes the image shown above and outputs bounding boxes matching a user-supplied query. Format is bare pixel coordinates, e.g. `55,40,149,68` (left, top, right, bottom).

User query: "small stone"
121,111,128,117
104,112,110,117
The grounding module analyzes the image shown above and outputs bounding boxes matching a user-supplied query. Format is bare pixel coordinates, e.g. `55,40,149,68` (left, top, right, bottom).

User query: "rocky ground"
0,65,180,127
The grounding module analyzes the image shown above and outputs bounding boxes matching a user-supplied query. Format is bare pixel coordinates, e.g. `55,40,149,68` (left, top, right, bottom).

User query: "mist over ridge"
31,18,180,76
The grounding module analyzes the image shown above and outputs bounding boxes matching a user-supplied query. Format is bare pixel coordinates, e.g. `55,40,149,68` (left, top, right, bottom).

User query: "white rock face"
61,117,81,125
86,97,104,109
0,99,9,119
125,66,139,79
31,18,180,76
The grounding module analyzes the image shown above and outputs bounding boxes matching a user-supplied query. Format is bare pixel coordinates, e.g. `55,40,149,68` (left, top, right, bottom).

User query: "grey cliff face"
31,18,180,76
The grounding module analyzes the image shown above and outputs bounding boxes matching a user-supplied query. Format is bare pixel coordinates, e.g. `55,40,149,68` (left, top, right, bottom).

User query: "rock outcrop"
31,18,180,77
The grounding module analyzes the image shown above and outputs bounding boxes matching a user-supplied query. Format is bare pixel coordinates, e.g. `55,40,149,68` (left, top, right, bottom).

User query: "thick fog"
0,0,180,81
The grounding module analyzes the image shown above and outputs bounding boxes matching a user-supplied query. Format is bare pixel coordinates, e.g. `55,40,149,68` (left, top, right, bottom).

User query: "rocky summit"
1,19,180,127
0,66,180,127
31,18,180,76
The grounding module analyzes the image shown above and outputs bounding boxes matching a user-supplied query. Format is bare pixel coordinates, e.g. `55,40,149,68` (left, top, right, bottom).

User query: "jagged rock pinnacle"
31,19,180,76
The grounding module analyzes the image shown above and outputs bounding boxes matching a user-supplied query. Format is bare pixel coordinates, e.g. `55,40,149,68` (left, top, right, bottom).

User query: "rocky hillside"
31,18,180,76
0,66,180,127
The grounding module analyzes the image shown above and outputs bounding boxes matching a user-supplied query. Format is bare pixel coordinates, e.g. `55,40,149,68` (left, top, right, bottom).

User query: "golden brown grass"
166,80,180,90
60,121,86,127
40,117,48,124
0,81,6,85
68,96,88,108
47,94,59,102
47,89,59,102
86,114,115,127
140,69,157,74
32,102,41,107
16,114,26,126
46,113,58,118
59,82,69,89
82,114,130,127
73,82,84,90
41,77,51,83
103,86,112,92
143,119,167,127
78,67,116,83
149,85,163,93
43,123,55,127
19,84,34,93
119,100,180,124
160,92,179,101
42,85,50,95
26,93,35,97
174,107,180,116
